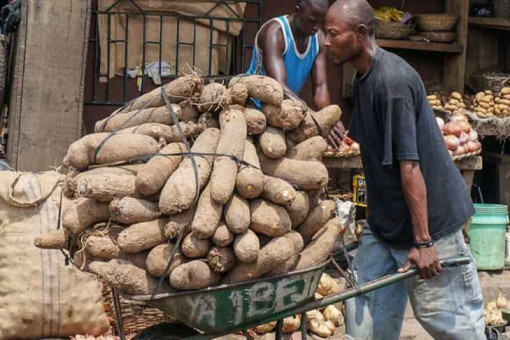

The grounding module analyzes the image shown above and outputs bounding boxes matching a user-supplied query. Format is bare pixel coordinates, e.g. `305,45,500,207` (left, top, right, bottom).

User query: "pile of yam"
37,74,346,296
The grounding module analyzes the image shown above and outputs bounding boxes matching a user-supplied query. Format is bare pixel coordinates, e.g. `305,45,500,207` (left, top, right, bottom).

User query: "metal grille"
86,0,263,105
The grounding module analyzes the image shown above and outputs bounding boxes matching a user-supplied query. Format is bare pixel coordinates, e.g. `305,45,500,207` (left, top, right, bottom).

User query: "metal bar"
92,12,99,103
275,319,283,340
192,18,197,71
106,12,112,103
209,18,213,76
176,17,180,76
141,13,147,93
105,0,124,13
159,14,163,82
111,288,126,340
301,313,307,340
123,14,129,103
192,257,471,340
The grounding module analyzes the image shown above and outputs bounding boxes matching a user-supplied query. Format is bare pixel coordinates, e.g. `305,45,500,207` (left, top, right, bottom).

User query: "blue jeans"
345,227,486,340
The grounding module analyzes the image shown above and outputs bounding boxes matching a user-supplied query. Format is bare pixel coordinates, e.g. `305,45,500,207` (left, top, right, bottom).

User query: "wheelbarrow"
119,256,471,340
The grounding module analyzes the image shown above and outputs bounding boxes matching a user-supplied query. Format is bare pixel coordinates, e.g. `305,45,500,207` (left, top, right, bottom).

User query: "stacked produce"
427,91,471,115
250,273,344,337
470,87,510,118
484,293,507,327
436,115,481,157
35,74,346,296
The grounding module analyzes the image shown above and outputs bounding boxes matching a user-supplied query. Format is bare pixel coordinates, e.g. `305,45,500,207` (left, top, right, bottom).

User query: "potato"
245,108,267,135
110,197,161,224
286,136,328,161
63,133,159,170
135,143,186,196
159,128,220,215
254,322,277,334
124,74,203,111
295,218,343,270
146,243,187,278
191,182,223,239
259,154,329,190
317,273,342,296
170,260,220,290
250,199,291,237
118,122,205,143
34,229,69,249
451,92,462,101
282,316,301,334
223,235,295,283
259,127,287,159
88,259,170,295
499,99,510,106
427,95,437,100
222,83,249,106
63,198,111,235
235,139,264,199
287,105,342,144
198,82,226,112
207,246,237,273
299,200,337,243
181,232,211,258
285,191,310,227
233,229,260,263
117,218,169,253
263,99,307,130
502,87,510,95
212,221,234,246
224,194,250,234
229,75,283,106
261,175,296,206
210,107,247,204
164,207,196,240
94,104,182,132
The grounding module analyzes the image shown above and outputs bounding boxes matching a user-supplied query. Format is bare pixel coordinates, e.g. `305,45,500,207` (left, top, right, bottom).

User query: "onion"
448,122,462,137
444,135,460,151
459,121,471,133
326,145,335,152
448,150,454,157
436,117,445,131
468,129,478,142
466,141,477,153
442,123,451,135
474,141,482,151
454,146,466,156
459,131,469,145
350,142,360,152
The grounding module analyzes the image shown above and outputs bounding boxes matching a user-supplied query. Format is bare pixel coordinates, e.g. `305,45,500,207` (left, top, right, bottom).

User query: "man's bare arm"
259,22,302,101
311,31,330,109
398,161,442,279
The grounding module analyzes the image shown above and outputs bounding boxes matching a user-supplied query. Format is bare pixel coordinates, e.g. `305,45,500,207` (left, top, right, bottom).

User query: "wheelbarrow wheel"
134,322,200,340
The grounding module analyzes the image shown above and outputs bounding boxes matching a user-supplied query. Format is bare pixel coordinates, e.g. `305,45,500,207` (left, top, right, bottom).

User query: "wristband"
413,240,434,248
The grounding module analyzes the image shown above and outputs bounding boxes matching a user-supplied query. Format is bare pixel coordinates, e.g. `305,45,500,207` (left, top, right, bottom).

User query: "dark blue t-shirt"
348,47,474,246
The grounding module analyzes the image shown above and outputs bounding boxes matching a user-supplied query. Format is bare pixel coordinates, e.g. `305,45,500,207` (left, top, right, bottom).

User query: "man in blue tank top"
325,1,486,339
246,0,331,110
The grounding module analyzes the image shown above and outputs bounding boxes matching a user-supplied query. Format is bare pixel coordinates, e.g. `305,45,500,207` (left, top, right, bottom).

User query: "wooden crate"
7,0,90,171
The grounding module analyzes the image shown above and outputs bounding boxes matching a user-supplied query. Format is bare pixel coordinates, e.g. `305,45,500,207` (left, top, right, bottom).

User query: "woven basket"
472,72,510,94
102,284,174,335
375,20,413,40
420,31,457,43
416,14,458,31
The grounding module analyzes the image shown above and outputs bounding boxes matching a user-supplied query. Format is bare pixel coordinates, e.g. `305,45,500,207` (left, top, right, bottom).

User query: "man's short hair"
331,0,375,36
298,0,329,10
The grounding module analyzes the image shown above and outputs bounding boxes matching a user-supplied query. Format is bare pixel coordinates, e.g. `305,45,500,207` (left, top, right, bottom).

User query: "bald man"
246,0,330,109
325,1,485,339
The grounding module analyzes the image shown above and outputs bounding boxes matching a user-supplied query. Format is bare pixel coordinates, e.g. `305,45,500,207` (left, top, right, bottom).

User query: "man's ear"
356,24,369,42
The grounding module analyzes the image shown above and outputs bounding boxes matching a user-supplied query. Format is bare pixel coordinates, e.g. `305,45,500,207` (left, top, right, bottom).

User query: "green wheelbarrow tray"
124,262,327,334
124,257,470,339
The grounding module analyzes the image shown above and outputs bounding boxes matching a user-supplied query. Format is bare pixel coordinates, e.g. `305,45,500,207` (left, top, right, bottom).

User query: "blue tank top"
246,15,319,96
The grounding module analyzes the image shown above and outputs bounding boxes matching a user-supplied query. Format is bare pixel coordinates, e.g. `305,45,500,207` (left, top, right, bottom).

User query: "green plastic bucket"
468,204,509,270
